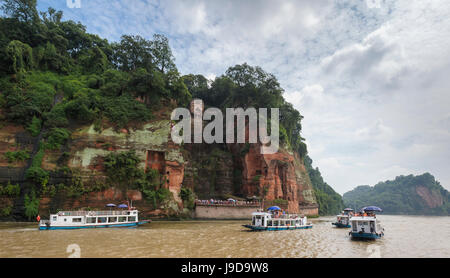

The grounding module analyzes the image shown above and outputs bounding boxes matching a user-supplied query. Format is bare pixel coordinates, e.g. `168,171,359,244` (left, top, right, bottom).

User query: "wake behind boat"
243,206,313,231
38,203,150,230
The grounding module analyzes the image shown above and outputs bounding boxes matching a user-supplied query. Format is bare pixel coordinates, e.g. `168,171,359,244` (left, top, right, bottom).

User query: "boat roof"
52,210,138,217
350,216,377,221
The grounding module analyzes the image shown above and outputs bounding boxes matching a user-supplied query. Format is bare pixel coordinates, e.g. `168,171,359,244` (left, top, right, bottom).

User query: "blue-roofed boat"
349,206,384,240
332,208,353,228
38,209,150,230
243,207,313,231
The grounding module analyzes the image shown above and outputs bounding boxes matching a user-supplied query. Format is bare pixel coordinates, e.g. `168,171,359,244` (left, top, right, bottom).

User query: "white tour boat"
349,206,384,239
243,206,313,231
332,208,354,228
38,208,150,230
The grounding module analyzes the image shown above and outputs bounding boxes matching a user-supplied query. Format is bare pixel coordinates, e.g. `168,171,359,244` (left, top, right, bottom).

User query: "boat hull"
332,222,351,228
39,220,150,230
243,224,313,231
350,232,383,239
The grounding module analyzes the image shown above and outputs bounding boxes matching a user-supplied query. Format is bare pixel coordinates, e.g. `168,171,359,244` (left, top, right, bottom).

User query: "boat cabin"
336,214,350,225
39,210,141,230
349,216,384,239
250,212,307,228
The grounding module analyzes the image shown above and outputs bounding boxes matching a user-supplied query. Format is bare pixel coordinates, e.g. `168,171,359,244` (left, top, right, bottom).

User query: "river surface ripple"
0,215,449,258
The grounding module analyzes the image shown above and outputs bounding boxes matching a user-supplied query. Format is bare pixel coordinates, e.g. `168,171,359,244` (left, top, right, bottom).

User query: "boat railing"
57,210,132,216
269,214,301,219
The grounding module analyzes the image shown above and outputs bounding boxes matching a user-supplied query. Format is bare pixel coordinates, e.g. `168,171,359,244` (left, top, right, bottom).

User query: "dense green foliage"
104,150,145,193
180,187,195,210
0,181,20,196
24,142,48,186
305,155,344,215
0,1,190,132
343,173,450,215
3,149,29,163
44,127,70,149
24,187,39,220
103,150,172,207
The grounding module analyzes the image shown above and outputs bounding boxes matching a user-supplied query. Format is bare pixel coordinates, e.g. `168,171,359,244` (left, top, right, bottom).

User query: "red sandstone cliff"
0,103,318,219
227,143,317,214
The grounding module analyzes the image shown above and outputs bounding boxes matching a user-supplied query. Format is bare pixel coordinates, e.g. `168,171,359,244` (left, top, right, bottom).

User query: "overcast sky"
37,0,450,194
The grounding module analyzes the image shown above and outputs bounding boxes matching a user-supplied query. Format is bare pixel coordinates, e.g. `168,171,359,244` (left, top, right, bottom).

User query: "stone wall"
299,205,319,216
194,204,259,219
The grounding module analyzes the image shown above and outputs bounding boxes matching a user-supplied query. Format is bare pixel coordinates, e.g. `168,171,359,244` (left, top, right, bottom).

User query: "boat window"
64,218,67,222
128,216,136,222
52,216,57,221
268,220,272,226
72,218,82,223
352,221,357,231
86,217,96,224
98,217,107,223
108,217,117,223
118,216,127,222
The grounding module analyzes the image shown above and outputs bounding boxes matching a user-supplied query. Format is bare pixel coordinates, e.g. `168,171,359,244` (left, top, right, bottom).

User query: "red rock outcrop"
416,186,444,208
233,143,317,214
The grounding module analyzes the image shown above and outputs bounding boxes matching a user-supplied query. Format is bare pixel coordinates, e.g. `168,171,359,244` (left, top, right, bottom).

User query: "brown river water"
0,215,449,258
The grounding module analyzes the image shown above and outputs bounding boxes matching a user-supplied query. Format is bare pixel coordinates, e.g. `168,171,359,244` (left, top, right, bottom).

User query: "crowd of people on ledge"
195,199,260,206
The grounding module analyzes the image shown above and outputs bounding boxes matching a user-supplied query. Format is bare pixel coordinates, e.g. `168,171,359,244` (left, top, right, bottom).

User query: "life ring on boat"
88,212,94,216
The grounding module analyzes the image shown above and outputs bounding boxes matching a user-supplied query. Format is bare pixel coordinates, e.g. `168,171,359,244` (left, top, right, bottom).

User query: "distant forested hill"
305,156,344,215
343,173,450,215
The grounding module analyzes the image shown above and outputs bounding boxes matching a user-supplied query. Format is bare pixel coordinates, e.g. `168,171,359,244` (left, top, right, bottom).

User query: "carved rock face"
238,143,317,214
